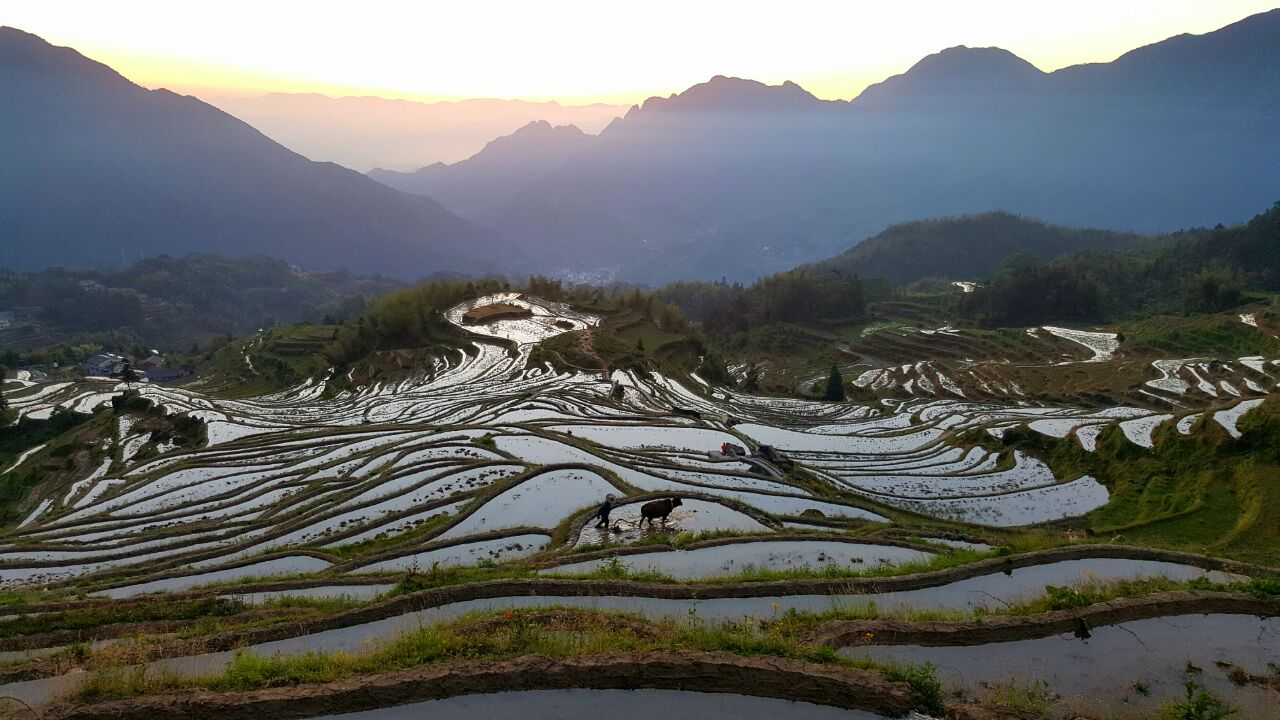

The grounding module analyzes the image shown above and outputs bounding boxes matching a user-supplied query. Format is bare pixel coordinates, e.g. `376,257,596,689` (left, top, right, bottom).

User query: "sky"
5,1,1276,104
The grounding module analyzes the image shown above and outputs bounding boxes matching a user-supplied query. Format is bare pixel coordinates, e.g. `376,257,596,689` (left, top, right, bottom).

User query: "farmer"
594,494,616,528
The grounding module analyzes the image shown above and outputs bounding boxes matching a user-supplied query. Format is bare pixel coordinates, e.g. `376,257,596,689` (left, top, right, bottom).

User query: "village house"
83,352,129,377
142,367,187,383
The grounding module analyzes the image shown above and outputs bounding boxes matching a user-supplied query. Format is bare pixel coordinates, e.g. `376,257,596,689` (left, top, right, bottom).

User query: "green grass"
168,596,367,639
978,679,1059,713
0,597,246,639
198,325,340,394
0,408,96,522
616,322,686,353
38,568,1280,712
386,564,536,596
67,606,944,713
1115,313,1280,357
324,509,457,558
986,396,1280,566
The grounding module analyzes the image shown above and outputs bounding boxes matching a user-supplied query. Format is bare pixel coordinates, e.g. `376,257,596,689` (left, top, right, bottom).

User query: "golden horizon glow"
5,1,1276,105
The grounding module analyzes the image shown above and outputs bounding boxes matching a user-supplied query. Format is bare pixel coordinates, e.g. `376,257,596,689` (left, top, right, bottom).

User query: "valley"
2,6,1279,719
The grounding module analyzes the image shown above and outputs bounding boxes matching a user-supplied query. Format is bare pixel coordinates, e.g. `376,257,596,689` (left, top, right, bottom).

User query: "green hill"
808,212,1164,285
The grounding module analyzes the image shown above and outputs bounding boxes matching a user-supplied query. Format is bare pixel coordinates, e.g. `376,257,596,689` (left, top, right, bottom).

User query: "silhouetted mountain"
853,46,1046,109
1051,9,1280,104
445,10,1279,283
856,10,1280,108
369,121,596,218
632,75,831,113
806,212,1157,285
0,28,514,278
210,93,624,171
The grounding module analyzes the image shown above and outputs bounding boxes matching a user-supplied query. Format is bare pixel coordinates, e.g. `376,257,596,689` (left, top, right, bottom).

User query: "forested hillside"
807,212,1169,285
960,202,1280,326
0,254,404,355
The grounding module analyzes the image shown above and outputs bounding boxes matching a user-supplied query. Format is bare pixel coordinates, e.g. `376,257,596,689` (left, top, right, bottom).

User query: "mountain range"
371,9,1280,283
0,27,514,278
208,93,625,172
2,10,1278,283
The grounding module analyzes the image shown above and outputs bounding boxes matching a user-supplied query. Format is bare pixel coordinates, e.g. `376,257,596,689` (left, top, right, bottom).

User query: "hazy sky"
6,1,1276,104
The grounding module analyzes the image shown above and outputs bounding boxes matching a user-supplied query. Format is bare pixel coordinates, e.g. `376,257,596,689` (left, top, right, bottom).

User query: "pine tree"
824,364,845,401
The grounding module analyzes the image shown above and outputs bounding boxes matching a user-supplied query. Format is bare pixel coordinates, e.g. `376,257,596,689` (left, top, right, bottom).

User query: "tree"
121,361,139,387
1184,268,1243,314
824,364,845,401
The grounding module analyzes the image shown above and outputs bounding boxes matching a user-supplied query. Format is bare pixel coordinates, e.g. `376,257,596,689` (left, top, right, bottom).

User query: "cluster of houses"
82,352,187,383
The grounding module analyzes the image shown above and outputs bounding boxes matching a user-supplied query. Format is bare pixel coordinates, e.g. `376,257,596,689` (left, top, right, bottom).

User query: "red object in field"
721,442,730,453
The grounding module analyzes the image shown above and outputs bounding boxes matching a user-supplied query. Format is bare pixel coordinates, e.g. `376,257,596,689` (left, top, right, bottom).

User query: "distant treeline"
810,211,1165,286
959,202,1279,326
657,270,874,336
0,254,404,353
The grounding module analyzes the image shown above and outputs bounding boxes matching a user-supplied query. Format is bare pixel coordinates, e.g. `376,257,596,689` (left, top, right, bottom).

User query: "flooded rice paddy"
304,689,906,720
843,614,1280,717
546,539,934,579
0,556,1246,708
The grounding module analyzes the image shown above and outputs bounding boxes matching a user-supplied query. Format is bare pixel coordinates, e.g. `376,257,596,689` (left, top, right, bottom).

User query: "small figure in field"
640,497,683,527
594,494,616,528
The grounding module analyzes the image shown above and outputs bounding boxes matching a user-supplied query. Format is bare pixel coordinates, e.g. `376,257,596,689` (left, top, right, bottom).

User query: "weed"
981,678,1059,712
1156,674,1238,720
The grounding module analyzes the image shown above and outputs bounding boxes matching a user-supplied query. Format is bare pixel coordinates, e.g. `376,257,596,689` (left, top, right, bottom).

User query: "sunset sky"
6,0,1276,104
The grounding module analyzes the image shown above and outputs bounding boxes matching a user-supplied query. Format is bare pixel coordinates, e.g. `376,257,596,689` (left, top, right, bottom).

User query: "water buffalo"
639,497,683,527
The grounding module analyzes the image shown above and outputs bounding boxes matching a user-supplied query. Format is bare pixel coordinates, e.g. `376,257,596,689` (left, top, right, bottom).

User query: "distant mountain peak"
636,75,825,113
508,119,586,137
916,45,1044,75
853,45,1045,108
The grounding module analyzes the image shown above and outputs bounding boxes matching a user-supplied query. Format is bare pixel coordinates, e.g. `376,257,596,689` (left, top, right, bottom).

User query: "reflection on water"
307,689,894,720
843,614,1280,717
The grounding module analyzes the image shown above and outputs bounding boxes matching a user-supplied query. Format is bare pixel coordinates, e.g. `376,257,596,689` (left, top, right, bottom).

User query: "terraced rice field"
2,294,1272,590
2,293,1277,719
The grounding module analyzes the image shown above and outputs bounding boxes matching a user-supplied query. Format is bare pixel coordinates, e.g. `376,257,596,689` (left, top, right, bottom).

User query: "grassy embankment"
986,395,1280,566
69,605,944,709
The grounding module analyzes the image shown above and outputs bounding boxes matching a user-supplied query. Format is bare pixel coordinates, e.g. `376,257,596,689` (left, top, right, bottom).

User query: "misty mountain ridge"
209,92,626,171
632,75,828,114
0,27,515,279
368,120,595,218
368,9,1278,283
